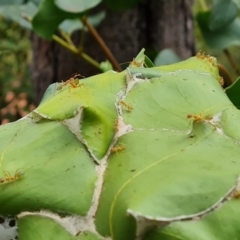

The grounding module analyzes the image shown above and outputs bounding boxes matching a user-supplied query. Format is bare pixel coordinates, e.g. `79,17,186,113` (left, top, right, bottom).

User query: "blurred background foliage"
1,0,240,125
0,16,34,125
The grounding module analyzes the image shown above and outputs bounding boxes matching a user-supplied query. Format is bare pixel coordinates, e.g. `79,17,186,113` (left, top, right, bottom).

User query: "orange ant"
119,100,133,111
218,76,224,86
0,169,24,185
114,119,119,132
231,189,240,199
187,114,212,122
71,73,85,79
129,58,144,68
196,52,217,67
111,145,125,154
57,77,84,91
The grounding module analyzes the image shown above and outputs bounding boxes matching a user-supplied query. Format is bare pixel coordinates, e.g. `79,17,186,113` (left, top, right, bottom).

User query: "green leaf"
134,48,145,63
35,71,125,159
32,0,86,39
18,215,76,240
225,76,240,108
95,57,240,239
99,60,113,72
144,198,240,240
59,11,105,35
144,55,154,68
196,11,240,49
104,0,140,11
59,19,83,34
154,53,220,80
209,0,238,31
2,54,240,239
87,11,105,27
0,118,97,215
18,215,103,240
128,48,154,68
154,48,181,66
54,0,101,13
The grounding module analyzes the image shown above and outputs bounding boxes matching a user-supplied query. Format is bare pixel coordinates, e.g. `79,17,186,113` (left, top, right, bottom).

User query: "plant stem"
59,30,75,46
21,13,102,71
78,27,86,52
223,48,240,76
53,35,78,53
79,52,101,69
53,34,101,70
81,16,122,72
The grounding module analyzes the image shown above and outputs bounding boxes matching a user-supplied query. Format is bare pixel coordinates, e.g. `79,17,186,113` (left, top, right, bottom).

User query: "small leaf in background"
144,55,154,68
59,19,83,35
127,48,154,68
104,0,140,11
59,11,105,35
54,0,101,13
100,60,113,72
134,48,145,63
32,0,86,39
87,11,105,27
225,76,240,108
209,0,238,31
196,11,240,49
154,48,181,66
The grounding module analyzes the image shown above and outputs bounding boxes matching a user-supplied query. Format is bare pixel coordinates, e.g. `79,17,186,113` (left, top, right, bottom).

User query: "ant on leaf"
187,114,212,122
119,100,133,111
57,73,85,91
0,169,24,185
111,145,125,154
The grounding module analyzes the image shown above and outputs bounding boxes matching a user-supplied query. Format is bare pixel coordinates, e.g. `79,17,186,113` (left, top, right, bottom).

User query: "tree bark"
31,0,195,105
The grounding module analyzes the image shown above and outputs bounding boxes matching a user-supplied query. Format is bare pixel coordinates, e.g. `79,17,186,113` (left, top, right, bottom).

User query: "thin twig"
223,48,240,76
59,30,75,46
52,35,78,53
53,35,102,70
21,13,101,71
78,27,86,52
81,16,122,72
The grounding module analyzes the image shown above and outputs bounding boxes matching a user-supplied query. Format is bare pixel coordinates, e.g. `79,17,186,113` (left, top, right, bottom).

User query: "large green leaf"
95,57,240,239
18,215,75,240
0,118,96,215
35,71,125,159
144,198,240,240
2,52,240,239
18,215,102,240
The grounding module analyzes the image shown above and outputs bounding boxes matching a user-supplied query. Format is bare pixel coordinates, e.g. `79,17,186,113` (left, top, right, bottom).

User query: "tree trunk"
31,0,195,105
